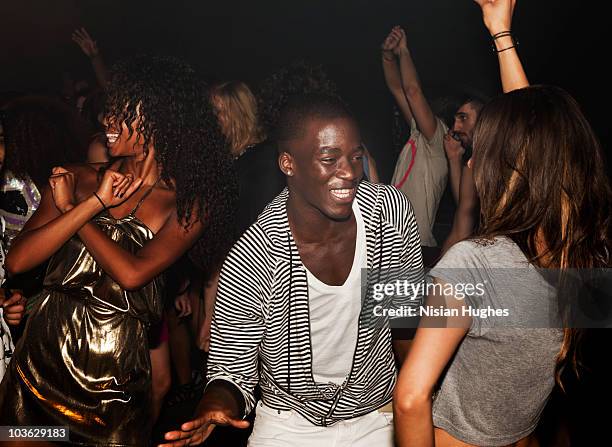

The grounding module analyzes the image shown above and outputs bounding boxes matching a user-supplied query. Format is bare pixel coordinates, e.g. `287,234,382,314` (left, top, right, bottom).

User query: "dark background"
2,2,611,444
1,0,609,181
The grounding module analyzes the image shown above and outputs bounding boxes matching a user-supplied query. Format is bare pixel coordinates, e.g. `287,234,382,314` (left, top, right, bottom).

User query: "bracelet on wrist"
93,192,107,211
491,30,512,40
495,45,517,53
491,32,519,53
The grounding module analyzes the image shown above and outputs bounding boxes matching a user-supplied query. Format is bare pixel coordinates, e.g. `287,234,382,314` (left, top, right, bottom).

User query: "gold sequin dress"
0,195,164,446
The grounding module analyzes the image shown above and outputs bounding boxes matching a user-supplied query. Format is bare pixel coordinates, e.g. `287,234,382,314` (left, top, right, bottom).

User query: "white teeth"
330,188,354,199
106,132,119,143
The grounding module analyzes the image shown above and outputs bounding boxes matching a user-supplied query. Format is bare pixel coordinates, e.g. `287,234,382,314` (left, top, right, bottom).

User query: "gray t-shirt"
429,237,563,446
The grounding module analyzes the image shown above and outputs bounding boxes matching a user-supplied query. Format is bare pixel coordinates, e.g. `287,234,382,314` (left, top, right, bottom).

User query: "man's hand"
474,0,516,35
72,27,100,58
444,132,466,163
159,395,250,446
394,26,408,56
381,26,404,60
0,290,26,326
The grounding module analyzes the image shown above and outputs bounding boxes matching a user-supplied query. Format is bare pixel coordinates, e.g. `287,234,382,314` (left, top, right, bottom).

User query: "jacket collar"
256,180,382,263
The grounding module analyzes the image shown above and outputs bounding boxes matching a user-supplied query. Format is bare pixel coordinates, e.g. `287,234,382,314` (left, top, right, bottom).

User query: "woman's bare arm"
75,211,204,290
475,0,528,92
393,280,471,447
5,185,102,275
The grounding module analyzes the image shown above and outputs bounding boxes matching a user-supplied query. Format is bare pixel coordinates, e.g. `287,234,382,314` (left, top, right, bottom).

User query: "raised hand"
474,0,516,35
381,26,405,60
72,27,99,58
394,26,408,55
0,290,26,326
95,169,143,209
49,167,77,213
160,401,250,447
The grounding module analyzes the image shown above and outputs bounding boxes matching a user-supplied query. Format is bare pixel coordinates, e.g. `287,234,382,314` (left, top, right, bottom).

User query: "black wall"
1,0,609,180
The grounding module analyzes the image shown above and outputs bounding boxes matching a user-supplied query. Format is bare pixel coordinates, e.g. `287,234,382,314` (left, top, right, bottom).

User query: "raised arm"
381,26,414,124
475,0,528,92
394,27,438,140
72,27,109,87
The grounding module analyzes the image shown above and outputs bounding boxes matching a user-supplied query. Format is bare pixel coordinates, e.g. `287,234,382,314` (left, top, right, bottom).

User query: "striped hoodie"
207,180,424,426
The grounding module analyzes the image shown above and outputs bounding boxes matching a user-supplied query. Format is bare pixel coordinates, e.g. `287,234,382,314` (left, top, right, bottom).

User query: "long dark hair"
472,85,611,387
104,55,238,275
1,96,89,188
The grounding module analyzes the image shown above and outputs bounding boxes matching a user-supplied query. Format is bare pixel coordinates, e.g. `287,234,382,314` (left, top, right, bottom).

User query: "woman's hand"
444,131,466,163
95,169,143,209
49,167,77,213
474,0,516,35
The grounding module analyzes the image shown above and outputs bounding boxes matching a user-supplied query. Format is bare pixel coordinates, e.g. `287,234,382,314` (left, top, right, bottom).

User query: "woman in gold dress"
0,56,237,446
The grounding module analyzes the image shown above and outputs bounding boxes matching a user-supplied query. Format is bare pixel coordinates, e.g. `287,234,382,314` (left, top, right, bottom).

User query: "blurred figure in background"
211,80,277,237
0,96,89,247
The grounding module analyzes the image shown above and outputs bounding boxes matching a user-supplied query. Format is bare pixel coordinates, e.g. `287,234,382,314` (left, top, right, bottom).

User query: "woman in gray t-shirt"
393,1,612,446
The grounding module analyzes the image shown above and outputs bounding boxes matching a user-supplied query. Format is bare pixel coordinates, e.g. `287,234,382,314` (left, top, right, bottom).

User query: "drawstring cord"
287,231,292,393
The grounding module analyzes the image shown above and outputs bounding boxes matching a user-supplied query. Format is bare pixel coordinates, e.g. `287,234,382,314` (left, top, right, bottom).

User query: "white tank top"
306,200,367,385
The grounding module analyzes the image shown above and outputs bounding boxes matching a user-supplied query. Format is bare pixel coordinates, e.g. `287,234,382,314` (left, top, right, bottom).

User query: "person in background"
0,97,91,310
211,80,279,237
0,96,89,247
0,144,26,382
440,96,485,255
381,25,449,251
394,1,611,446
72,27,109,88
81,88,110,164
73,28,111,164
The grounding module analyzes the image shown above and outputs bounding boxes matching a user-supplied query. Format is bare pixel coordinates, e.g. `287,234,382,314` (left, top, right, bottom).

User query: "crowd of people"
0,0,610,446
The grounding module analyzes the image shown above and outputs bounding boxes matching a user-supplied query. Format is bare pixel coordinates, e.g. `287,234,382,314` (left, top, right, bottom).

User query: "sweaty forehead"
278,111,360,156
305,116,358,145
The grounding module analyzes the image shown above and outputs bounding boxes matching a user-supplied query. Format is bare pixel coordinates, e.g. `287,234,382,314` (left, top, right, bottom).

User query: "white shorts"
247,401,394,447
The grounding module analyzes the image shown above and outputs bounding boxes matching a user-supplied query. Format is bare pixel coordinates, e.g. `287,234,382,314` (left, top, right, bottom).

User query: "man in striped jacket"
163,94,424,446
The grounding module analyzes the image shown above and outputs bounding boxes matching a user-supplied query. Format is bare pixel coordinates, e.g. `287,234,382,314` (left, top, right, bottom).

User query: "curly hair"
257,60,339,137
104,55,238,275
1,96,89,188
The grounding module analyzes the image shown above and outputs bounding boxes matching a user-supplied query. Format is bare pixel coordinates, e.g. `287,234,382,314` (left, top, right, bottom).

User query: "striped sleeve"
206,224,272,416
383,186,425,308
